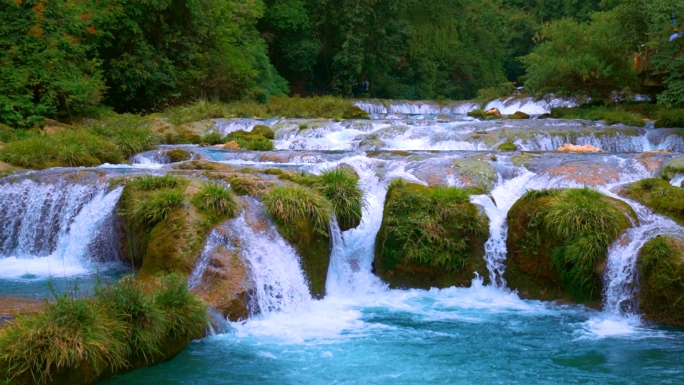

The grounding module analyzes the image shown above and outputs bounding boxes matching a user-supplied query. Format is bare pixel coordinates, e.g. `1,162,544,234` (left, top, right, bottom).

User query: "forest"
1,0,683,127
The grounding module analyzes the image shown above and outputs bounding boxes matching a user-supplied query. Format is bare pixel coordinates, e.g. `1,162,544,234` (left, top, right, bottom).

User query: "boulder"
555,143,603,153
508,111,530,119
222,141,241,150
485,108,503,119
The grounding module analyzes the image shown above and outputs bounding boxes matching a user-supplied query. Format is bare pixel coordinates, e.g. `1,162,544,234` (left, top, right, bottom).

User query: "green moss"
452,158,497,192
508,111,530,119
467,108,497,120
225,130,274,151
550,106,646,127
163,148,191,163
637,236,684,328
510,153,536,168
654,109,684,128
622,178,684,226
497,142,517,151
374,181,489,289
251,125,275,139
505,188,633,304
661,158,684,181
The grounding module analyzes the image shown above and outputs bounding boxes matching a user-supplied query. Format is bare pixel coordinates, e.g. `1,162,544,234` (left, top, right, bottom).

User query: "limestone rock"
555,143,603,153
508,111,530,120
485,108,503,119
222,141,241,150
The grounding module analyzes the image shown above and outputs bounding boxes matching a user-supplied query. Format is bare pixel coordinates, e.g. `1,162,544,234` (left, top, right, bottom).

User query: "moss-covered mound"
621,178,684,226
661,158,684,181
0,274,207,385
117,175,238,279
497,141,517,151
225,130,274,151
374,180,489,289
637,236,684,328
162,148,192,163
508,111,530,119
505,188,634,304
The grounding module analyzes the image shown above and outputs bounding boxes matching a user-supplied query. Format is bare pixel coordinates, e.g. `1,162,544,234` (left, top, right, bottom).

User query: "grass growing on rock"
549,106,645,127
0,274,207,384
497,142,517,151
661,158,684,181
622,178,684,225
263,186,332,236
191,181,239,217
225,130,274,151
85,114,158,158
315,167,365,231
132,175,182,191
505,188,633,303
374,180,489,289
132,190,185,225
637,236,684,328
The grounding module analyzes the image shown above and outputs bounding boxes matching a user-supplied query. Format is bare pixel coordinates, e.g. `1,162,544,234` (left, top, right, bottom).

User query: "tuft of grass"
132,190,185,224
132,175,182,191
387,178,407,192
85,114,158,158
263,186,332,236
545,188,625,295
225,130,274,151
95,278,167,362
192,180,238,217
199,132,225,145
251,125,275,139
522,188,558,201
0,295,128,383
316,167,365,231
153,273,208,339
228,177,259,196
623,178,684,225
655,109,684,128
497,142,517,151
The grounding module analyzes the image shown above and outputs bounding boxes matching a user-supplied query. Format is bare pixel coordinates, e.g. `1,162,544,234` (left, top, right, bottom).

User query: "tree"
520,12,638,103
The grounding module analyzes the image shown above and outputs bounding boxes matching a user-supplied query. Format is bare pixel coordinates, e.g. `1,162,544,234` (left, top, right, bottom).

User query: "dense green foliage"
0,274,207,383
637,236,684,328
506,188,632,303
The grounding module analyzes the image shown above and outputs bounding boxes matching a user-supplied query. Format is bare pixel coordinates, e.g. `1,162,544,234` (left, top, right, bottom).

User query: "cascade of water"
599,189,684,316
470,165,536,287
0,180,124,278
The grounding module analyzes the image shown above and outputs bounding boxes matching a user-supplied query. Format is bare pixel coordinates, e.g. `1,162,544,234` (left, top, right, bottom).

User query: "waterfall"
470,166,536,287
0,179,123,278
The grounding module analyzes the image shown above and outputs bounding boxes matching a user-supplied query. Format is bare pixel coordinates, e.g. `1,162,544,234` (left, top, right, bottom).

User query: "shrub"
0,295,128,383
316,167,365,230
545,188,625,295
199,132,225,145
655,109,684,128
153,273,208,338
263,186,332,236
132,175,182,191
132,190,185,224
192,180,239,217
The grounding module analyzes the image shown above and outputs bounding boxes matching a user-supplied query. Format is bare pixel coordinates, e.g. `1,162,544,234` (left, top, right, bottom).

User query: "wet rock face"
556,143,603,153
373,182,489,289
637,236,684,328
190,245,255,322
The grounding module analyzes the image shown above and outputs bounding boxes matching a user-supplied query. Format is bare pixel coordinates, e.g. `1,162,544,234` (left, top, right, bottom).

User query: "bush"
316,167,364,230
132,175,182,191
132,190,185,224
192,180,239,217
0,130,124,168
153,273,208,338
655,109,684,128
263,186,332,236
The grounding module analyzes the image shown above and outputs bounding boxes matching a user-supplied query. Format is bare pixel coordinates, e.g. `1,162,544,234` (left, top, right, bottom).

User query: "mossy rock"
451,158,497,192
225,130,274,151
637,236,684,328
374,181,489,289
661,158,684,181
467,108,497,120
508,111,530,119
251,125,275,139
510,153,536,168
497,142,517,151
162,148,192,163
505,188,634,305
621,178,684,226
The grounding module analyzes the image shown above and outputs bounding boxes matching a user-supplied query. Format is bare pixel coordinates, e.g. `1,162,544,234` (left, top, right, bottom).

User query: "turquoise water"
102,281,684,384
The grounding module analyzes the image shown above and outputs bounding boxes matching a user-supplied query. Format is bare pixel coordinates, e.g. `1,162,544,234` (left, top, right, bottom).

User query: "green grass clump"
545,188,625,296
225,130,274,151
637,236,684,328
132,190,185,224
251,125,275,139
550,106,645,127
132,175,182,191
467,109,488,119
164,148,192,163
0,130,124,168
622,178,684,225
497,142,517,151
85,114,158,158
379,181,488,271
0,275,208,383
199,132,225,145
263,186,332,236
316,167,365,231
164,100,231,125
654,109,684,128
661,158,684,181
192,180,239,217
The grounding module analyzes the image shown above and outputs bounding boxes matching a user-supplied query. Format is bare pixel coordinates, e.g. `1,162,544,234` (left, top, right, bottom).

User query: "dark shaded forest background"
1,0,683,127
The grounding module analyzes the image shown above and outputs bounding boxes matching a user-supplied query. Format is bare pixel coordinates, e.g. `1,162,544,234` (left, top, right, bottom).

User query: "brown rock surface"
485,108,503,119
223,141,241,150
555,143,603,153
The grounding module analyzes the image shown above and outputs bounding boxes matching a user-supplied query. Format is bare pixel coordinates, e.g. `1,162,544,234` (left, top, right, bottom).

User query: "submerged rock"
637,236,684,328
374,181,489,289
